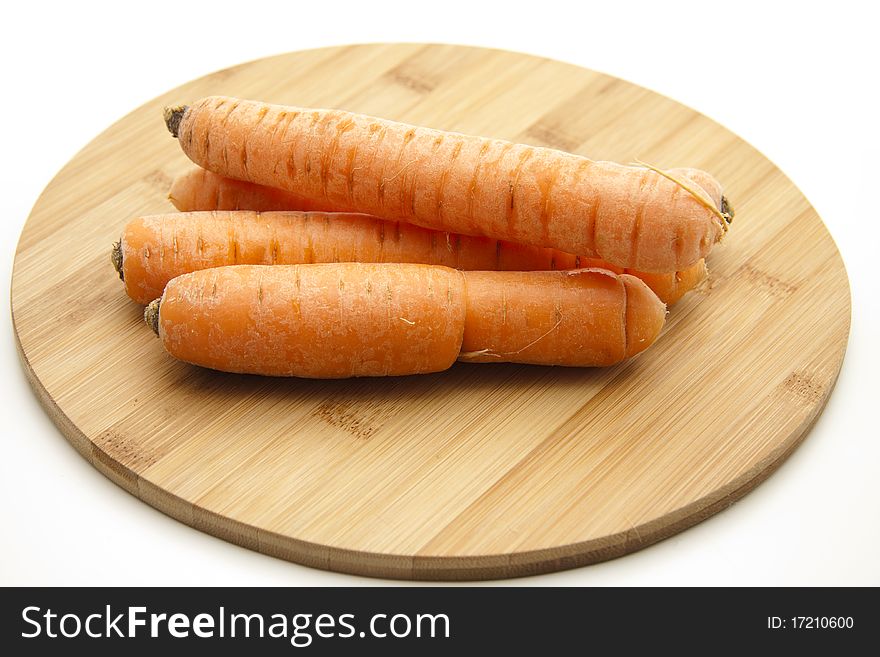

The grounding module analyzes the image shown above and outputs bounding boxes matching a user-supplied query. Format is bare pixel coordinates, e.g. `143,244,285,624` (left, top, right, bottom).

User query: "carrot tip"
163,105,187,138
632,158,731,235
144,299,160,336
111,240,123,281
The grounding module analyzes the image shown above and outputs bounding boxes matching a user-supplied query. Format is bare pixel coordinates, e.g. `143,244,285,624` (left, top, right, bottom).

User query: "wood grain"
11,44,850,580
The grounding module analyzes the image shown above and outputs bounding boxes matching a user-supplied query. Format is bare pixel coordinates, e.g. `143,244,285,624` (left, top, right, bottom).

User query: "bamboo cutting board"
11,44,850,580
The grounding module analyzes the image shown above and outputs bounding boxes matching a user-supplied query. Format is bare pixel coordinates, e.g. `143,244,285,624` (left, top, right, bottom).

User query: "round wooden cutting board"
11,44,850,580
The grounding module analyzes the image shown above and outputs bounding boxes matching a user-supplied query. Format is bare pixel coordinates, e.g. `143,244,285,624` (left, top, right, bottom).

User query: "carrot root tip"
163,105,187,138
633,159,731,235
144,299,161,336
111,240,124,281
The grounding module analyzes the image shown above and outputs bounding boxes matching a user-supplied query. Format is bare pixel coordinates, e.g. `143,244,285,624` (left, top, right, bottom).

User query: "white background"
2,0,878,586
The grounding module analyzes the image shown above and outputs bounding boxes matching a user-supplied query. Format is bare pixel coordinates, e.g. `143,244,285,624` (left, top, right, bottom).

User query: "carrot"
147,263,466,378
165,96,732,273
114,210,705,305
145,263,666,378
169,166,724,214
457,269,665,366
163,169,708,304
168,166,330,213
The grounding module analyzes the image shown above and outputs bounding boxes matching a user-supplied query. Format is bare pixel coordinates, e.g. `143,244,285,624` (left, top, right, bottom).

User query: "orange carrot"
145,263,666,377
114,210,704,305
165,96,732,272
164,169,708,304
147,263,466,378
169,166,328,213
169,165,722,214
458,269,665,366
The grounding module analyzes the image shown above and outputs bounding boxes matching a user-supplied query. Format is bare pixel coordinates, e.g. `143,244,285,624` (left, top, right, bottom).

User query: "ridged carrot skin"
169,166,328,213
148,264,666,378
154,263,467,378
168,167,723,212
459,269,665,366
165,168,710,304
169,166,723,215
167,96,731,273
116,211,705,305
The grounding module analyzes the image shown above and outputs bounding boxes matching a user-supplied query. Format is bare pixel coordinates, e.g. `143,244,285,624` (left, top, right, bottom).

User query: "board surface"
11,44,850,580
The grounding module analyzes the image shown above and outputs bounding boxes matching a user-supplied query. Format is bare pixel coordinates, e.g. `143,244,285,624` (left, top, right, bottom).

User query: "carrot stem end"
144,299,161,336
721,196,734,224
111,241,124,281
163,105,187,138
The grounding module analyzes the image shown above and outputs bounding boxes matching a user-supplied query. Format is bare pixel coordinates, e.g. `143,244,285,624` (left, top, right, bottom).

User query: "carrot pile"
112,95,733,379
